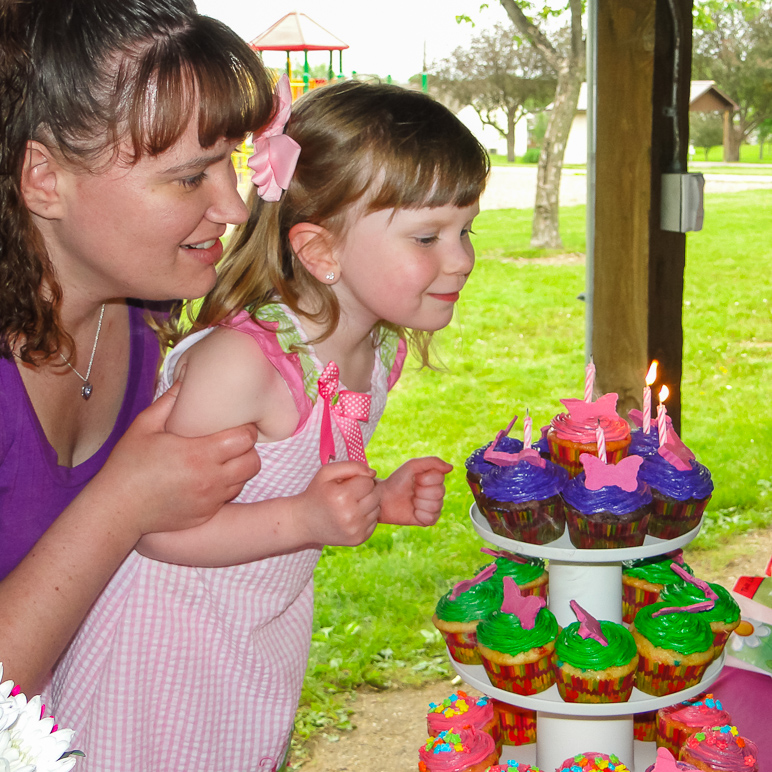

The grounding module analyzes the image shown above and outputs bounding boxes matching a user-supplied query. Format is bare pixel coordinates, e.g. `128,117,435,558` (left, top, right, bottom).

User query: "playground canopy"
250,11,349,91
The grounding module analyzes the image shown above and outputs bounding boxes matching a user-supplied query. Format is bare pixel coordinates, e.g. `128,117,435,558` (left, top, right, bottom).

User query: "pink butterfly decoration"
628,409,674,432
580,453,643,492
483,445,546,468
450,564,497,600
658,427,696,472
500,577,545,630
653,564,717,617
560,392,620,424
480,548,529,564
671,563,719,601
570,600,608,646
652,747,682,772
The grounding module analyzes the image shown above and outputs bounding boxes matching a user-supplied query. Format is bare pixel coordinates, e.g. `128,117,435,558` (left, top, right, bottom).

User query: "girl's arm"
135,327,381,566
0,384,260,693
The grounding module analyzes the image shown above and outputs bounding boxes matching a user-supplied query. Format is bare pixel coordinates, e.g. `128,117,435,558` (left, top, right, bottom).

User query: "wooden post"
647,0,693,433
593,0,656,422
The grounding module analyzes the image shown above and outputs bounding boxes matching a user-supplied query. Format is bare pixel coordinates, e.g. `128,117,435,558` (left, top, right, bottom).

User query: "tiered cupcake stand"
448,505,725,772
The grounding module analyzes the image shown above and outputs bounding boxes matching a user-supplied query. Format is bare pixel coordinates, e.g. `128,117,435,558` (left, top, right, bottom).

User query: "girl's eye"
179,171,207,190
462,227,476,238
415,235,438,246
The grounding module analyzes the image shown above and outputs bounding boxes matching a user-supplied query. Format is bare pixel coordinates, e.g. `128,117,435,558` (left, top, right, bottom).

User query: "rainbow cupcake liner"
479,652,555,695
565,506,650,549
548,436,630,479
634,711,657,742
467,471,485,508
709,628,735,661
441,629,481,665
656,714,705,756
554,668,636,703
634,655,711,696
646,494,710,539
479,496,566,545
622,582,661,624
492,700,536,746
522,580,549,600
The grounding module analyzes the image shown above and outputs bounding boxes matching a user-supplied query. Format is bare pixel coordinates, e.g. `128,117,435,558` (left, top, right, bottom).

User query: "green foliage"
522,147,541,163
690,113,725,160
294,191,772,754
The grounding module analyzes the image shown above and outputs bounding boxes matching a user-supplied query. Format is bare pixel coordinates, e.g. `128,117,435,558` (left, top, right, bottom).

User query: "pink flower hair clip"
247,74,301,202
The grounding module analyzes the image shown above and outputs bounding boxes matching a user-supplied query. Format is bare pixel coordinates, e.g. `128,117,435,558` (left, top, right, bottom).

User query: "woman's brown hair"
0,0,274,363
191,80,490,366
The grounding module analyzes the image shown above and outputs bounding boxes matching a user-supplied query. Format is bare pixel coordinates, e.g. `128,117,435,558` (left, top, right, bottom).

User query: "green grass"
690,143,772,164
292,190,772,756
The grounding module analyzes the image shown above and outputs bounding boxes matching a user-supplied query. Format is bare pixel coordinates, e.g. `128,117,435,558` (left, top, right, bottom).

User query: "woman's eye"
179,171,207,190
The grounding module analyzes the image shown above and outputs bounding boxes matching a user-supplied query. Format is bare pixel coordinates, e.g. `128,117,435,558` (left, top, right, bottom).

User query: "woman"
0,0,268,692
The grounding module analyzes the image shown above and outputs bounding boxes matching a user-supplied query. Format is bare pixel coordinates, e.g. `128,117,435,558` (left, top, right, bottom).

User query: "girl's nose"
448,240,475,276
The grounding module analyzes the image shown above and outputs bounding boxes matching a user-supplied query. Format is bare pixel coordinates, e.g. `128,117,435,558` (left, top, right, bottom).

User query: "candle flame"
658,385,669,402
645,360,659,386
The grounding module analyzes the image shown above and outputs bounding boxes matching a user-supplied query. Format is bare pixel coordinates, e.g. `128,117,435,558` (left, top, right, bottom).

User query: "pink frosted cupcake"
679,726,758,772
556,752,631,772
656,693,732,756
419,728,499,772
475,578,558,695
548,393,631,478
427,692,500,751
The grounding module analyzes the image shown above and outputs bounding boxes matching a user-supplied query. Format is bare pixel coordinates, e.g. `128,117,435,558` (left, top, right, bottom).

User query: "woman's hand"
375,457,453,527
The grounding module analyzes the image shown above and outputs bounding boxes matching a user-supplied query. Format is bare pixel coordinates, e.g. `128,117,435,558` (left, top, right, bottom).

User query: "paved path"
480,165,772,211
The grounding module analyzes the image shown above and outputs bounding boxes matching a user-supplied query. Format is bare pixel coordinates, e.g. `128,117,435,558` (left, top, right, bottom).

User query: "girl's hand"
91,380,261,540
376,457,453,527
294,462,379,546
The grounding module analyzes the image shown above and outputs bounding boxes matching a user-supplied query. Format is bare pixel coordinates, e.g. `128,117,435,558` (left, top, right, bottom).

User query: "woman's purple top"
0,304,160,580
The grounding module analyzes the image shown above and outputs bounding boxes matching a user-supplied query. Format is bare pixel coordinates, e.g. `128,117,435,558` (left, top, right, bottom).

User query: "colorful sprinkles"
428,691,489,718
560,753,630,772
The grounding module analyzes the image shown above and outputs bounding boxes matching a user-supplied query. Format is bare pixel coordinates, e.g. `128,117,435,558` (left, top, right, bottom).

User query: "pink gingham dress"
47,305,406,772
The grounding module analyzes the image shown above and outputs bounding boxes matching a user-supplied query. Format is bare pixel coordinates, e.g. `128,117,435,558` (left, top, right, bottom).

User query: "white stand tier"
458,505,717,772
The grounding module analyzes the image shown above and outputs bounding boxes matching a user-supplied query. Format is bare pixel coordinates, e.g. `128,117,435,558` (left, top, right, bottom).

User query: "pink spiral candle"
657,385,669,448
642,360,658,434
595,421,607,463
584,359,596,403
523,412,532,449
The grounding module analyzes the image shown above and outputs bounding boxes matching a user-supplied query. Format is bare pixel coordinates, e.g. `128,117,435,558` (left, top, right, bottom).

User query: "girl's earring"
325,272,335,282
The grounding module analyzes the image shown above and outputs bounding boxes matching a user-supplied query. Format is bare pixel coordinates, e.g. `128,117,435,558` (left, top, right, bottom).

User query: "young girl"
48,79,489,771
0,0,264,692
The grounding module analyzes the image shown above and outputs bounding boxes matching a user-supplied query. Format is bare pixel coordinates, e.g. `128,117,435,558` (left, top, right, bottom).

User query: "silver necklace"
61,304,106,400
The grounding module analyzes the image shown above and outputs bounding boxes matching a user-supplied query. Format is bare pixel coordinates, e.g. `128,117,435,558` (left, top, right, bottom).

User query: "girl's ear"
288,222,340,284
21,141,66,219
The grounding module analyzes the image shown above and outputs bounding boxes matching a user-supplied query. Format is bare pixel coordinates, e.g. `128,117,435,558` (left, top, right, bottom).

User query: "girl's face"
39,118,249,303
332,201,479,332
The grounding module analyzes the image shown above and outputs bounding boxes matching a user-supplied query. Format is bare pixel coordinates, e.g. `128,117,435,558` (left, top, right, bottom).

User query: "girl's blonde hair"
190,80,490,365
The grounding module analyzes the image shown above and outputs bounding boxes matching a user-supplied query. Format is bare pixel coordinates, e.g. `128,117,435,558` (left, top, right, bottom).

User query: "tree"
495,0,584,249
692,3,772,161
430,24,555,162
689,112,725,159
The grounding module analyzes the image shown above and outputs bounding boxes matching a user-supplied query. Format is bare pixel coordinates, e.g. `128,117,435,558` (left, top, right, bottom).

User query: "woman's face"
41,118,249,303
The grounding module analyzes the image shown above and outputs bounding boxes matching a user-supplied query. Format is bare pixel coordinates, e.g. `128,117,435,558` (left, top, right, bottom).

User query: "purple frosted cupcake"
638,429,713,539
561,454,652,549
628,409,673,458
466,434,524,507
479,449,568,544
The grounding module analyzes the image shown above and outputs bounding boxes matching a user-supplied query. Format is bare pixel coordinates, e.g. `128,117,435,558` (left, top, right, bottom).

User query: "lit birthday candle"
643,360,658,434
584,358,596,403
657,385,670,447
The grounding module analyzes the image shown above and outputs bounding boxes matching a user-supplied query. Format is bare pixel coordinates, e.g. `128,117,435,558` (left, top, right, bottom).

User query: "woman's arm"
0,384,260,693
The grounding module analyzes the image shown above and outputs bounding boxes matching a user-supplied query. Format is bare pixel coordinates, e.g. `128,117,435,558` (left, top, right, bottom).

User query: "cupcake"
547,393,631,478
635,711,658,742
561,453,652,549
478,448,568,544
466,425,524,507
419,727,499,772
553,600,639,703
427,692,500,751
433,564,503,665
637,429,713,539
628,408,673,459
679,725,758,772
476,577,558,695
622,550,694,623
485,763,542,772
490,700,536,747
555,753,631,772
656,694,732,756
630,602,715,696
645,747,699,772
659,569,741,660
478,549,548,599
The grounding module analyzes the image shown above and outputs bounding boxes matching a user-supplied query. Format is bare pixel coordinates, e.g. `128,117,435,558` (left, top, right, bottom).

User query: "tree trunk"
725,123,742,162
507,107,516,162
531,67,583,248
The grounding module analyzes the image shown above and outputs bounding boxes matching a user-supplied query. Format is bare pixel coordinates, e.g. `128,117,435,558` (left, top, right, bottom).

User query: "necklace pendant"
81,382,93,400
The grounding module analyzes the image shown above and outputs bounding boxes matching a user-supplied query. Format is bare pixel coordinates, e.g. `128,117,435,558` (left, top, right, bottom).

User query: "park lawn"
293,190,772,751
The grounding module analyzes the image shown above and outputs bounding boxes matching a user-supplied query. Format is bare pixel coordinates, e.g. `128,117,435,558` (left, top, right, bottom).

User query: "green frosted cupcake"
477,548,548,599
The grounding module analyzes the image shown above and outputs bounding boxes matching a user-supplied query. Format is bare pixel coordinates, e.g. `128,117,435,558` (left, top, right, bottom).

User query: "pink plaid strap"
318,362,371,465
